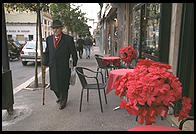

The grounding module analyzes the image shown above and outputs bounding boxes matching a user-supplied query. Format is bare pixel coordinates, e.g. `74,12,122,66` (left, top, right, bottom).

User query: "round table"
102,56,121,67
128,124,180,131
106,68,133,94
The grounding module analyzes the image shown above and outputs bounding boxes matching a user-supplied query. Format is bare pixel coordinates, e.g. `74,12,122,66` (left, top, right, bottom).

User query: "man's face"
53,27,62,36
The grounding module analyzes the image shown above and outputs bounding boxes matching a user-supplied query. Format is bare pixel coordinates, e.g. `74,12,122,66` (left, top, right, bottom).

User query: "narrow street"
9,59,42,89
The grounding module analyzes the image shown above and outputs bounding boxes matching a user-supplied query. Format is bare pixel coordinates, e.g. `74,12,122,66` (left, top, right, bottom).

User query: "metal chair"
94,54,104,58
75,66,107,113
94,55,115,82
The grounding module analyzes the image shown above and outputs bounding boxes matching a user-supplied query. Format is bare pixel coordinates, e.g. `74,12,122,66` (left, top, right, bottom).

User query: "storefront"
105,10,118,56
132,3,194,108
5,10,52,44
103,4,118,56
99,2,194,114
6,22,36,44
132,3,172,63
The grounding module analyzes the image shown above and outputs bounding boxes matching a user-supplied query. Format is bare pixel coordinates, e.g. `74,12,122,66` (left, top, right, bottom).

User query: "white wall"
6,24,36,44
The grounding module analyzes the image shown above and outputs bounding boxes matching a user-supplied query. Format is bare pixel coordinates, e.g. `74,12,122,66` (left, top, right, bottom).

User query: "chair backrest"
94,54,103,58
75,67,87,88
95,56,106,69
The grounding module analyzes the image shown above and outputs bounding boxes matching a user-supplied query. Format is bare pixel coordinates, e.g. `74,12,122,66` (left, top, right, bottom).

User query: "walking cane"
42,66,46,105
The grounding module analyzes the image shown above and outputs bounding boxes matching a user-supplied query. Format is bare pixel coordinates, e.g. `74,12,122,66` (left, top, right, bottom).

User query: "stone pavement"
2,45,191,131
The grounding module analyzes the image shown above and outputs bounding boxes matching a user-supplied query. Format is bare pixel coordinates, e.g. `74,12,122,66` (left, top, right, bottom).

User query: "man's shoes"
59,103,66,110
59,101,66,110
56,99,60,103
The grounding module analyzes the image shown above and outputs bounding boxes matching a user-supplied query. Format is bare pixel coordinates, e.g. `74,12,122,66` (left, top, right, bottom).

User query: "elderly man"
42,20,78,110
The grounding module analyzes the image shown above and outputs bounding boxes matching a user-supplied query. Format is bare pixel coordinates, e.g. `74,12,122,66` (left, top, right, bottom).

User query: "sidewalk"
2,46,190,131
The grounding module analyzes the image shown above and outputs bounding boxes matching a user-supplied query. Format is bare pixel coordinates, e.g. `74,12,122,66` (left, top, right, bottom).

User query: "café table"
102,56,121,67
106,68,134,110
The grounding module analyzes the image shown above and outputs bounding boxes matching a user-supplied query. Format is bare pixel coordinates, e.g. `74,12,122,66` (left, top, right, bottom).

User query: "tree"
50,3,72,34
50,3,91,37
5,3,49,105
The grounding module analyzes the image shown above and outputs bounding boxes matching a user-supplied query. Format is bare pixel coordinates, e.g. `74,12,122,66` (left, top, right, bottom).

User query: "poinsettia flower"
175,97,192,122
136,59,153,67
157,83,170,93
182,97,192,109
137,115,145,125
120,45,137,64
114,59,192,125
156,105,168,117
119,99,128,109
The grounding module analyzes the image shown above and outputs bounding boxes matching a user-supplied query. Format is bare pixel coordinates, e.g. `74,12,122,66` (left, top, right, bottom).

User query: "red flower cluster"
120,45,137,65
174,97,192,122
114,59,192,125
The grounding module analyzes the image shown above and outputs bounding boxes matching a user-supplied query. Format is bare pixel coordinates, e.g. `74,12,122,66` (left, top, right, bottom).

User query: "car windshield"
24,41,46,50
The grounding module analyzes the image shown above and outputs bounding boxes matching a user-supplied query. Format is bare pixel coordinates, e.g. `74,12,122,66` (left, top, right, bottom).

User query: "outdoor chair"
94,54,104,58
75,66,107,113
94,55,115,82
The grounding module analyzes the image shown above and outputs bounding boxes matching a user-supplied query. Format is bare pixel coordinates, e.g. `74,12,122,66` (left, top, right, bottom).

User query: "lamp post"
2,4,14,115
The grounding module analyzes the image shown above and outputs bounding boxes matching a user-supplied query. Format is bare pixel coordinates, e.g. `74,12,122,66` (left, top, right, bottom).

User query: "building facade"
98,3,194,110
5,9,53,44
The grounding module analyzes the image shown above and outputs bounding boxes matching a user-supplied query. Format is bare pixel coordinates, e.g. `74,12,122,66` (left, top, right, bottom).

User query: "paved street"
2,46,175,131
9,59,42,89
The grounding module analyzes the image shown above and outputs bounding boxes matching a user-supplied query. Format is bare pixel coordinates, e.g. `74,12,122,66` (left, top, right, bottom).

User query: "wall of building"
116,3,125,56
5,10,52,43
42,12,53,40
123,3,130,46
6,23,36,44
168,3,183,75
98,2,194,109
103,20,107,54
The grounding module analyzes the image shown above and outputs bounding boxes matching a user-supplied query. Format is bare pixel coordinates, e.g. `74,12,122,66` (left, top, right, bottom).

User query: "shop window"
44,19,47,25
144,3,160,60
7,35,12,40
16,35,24,41
114,18,118,55
132,7,141,53
132,3,160,61
28,35,33,41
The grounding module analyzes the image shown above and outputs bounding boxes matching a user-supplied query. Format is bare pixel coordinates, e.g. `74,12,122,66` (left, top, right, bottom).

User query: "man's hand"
42,65,47,70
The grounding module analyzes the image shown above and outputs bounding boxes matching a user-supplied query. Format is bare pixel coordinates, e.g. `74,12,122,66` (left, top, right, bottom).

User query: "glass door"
143,3,160,60
132,3,161,61
132,6,141,51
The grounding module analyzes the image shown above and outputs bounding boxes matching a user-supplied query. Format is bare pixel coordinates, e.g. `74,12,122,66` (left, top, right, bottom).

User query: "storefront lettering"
21,30,30,32
7,30,16,32
7,30,30,33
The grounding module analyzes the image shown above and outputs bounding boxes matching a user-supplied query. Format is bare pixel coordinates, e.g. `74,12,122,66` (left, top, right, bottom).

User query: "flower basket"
114,59,192,125
120,45,137,68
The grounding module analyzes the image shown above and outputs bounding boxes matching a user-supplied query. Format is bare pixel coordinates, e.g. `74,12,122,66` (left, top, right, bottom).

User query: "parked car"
20,40,46,66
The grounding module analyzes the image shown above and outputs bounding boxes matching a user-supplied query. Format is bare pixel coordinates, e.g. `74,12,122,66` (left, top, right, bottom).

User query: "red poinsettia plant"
114,59,192,125
120,45,138,65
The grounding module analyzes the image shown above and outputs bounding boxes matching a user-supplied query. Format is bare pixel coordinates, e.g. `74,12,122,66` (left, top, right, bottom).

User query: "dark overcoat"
42,34,78,93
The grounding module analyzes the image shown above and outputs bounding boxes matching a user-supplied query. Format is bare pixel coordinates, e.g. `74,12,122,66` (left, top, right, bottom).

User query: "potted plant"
120,45,138,68
114,59,192,125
